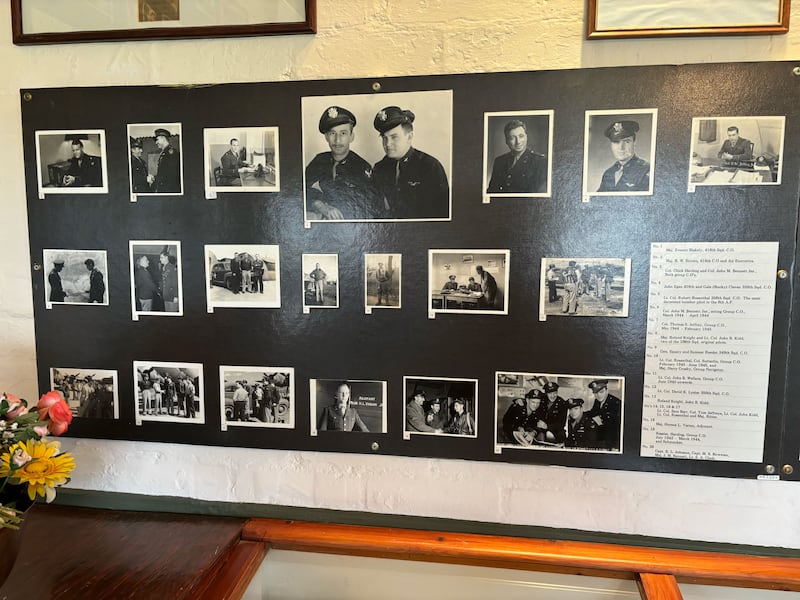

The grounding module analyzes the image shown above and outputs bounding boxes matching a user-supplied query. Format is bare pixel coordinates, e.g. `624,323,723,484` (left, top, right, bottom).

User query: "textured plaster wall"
2,1,800,548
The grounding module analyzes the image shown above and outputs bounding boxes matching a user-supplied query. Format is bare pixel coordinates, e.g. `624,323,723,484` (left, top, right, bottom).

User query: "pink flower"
37,391,73,436
33,425,48,438
4,394,28,419
11,448,31,467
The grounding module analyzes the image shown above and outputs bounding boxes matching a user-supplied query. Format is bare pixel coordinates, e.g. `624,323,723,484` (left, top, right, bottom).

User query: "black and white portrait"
205,244,281,311
203,127,279,195
688,116,785,187
301,90,453,223
483,110,553,198
429,250,510,316
310,379,387,435
35,130,108,196
219,366,294,430
302,254,338,310
582,109,657,197
539,258,631,320
495,371,624,454
42,249,108,308
50,367,119,420
403,376,478,439
129,241,183,319
364,253,401,311
133,361,204,425
127,123,183,196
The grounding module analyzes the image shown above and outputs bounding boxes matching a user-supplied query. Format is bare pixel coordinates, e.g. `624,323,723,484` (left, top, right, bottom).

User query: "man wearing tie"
597,120,650,193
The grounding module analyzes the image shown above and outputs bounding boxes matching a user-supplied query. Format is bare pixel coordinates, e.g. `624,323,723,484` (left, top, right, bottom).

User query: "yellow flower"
0,440,75,502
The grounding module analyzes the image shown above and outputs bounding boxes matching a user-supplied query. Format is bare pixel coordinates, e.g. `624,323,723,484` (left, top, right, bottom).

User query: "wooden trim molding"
243,519,800,593
196,540,267,600
637,573,684,600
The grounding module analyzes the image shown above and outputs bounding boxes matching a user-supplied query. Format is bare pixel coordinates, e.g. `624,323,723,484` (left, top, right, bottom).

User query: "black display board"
21,61,800,479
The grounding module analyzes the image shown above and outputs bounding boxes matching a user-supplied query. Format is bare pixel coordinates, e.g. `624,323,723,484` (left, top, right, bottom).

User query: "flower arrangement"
0,391,75,529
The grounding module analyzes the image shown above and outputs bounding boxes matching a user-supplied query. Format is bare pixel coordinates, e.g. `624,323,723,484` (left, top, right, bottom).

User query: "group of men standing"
231,378,282,423
130,128,181,194
139,368,196,418
502,379,621,451
406,390,475,436
306,105,449,221
48,257,105,303
229,252,267,295
55,374,114,419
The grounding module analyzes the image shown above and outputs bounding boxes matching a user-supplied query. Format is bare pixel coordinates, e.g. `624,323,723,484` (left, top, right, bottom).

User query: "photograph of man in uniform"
51,368,119,420
403,376,478,439
365,253,401,309
494,372,623,454
205,244,281,310
484,111,552,196
302,254,338,309
134,361,203,425
129,241,183,318
583,109,656,197
219,366,294,430
301,90,452,223
35,130,108,195
127,123,183,196
539,258,631,320
429,250,510,316
305,105,380,220
43,249,108,307
310,379,387,435
204,127,279,194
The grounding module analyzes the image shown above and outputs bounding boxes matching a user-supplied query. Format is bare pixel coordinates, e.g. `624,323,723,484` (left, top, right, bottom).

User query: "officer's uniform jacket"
597,155,650,192
373,147,449,219
305,150,379,220
153,145,181,193
487,148,547,193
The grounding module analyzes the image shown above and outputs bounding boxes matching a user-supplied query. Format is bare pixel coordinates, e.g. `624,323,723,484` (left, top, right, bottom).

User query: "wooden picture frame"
587,0,790,39
11,0,316,45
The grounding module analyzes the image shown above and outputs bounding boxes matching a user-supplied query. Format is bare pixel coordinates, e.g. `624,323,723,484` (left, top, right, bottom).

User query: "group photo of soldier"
364,253,401,310
539,257,631,319
582,109,657,197
429,249,510,315
35,130,108,195
219,366,294,430
689,116,785,187
50,367,118,419
133,361,204,424
129,241,183,318
127,123,183,196
495,372,624,453
205,244,281,310
203,126,279,194
310,379,387,434
403,376,478,439
301,90,452,223
302,253,339,309
43,249,108,307
483,110,553,197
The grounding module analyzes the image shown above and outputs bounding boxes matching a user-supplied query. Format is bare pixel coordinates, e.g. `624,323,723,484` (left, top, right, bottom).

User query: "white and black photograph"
35,130,108,196
582,109,657,197
364,253,401,311
310,379,387,435
301,89,453,222
539,258,631,320
43,249,108,308
219,366,294,430
688,116,785,187
483,110,553,198
494,371,624,454
302,253,338,310
127,123,183,196
50,367,119,420
129,241,183,319
133,361,204,425
203,127,279,195
205,244,281,311
429,249,510,316
403,376,478,439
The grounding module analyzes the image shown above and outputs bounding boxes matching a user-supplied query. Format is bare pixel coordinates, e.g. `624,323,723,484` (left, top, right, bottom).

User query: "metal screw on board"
793,66,800,76
372,82,381,91
32,263,42,271
777,269,788,280
23,92,32,102
764,464,776,474
371,441,379,451
783,465,794,475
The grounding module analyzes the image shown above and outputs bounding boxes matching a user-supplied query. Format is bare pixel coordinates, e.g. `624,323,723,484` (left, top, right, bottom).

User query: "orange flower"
37,391,72,436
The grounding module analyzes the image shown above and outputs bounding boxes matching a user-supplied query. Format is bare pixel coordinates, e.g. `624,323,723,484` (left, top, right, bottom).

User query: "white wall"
3,1,800,548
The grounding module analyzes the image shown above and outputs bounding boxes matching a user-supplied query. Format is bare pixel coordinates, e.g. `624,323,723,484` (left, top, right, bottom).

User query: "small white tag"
365,307,372,315
403,431,411,440
207,306,214,314
130,194,137,203
206,190,217,200
482,195,491,204
38,191,45,200
688,183,696,193
45,302,52,310
494,445,502,455
303,306,310,314
582,194,590,203
539,313,547,322
304,221,311,229
428,311,436,319
757,475,780,481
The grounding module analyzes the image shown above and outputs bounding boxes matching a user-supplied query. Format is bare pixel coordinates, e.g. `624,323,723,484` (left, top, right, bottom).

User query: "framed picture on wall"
35,130,108,196
12,0,316,44
587,0,791,39
203,127,280,196
127,123,183,197
428,249,510,317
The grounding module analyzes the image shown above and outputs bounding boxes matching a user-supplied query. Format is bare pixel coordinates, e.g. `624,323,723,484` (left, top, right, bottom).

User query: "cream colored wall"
3,1,800,548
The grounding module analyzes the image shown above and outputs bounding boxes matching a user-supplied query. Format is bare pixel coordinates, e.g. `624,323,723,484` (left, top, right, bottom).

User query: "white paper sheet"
640,242,779,462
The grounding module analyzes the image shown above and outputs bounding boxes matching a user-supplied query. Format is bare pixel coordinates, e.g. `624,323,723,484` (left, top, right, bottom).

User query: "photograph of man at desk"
203,126,279,194
689,116,785,187
428,249,510,316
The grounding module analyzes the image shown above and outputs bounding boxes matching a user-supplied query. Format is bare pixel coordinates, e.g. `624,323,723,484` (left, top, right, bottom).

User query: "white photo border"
126,122,184,197
218,365,295,430
203,126,281,196
129,240,184,320
428,249,510,316
402,375,479,439
132,360,205,425
35,129,109,196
